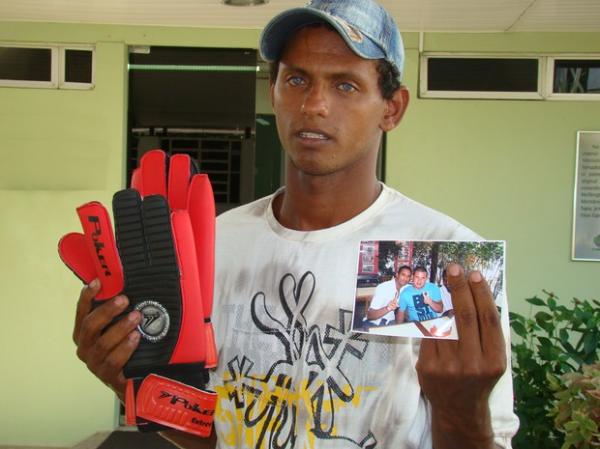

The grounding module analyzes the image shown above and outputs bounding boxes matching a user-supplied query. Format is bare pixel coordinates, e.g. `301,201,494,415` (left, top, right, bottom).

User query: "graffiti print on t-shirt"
216,271,378,449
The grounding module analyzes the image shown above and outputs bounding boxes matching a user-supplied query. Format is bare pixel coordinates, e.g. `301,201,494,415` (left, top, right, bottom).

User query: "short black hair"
397,265,412,275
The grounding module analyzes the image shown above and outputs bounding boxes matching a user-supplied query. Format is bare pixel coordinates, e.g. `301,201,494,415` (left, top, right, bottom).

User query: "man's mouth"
298,130,330,141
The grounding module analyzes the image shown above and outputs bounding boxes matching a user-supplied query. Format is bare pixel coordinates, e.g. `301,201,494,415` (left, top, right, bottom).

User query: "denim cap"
259,0,404,81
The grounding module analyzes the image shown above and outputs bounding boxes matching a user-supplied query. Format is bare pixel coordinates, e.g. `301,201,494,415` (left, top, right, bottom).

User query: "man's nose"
301,83,328,117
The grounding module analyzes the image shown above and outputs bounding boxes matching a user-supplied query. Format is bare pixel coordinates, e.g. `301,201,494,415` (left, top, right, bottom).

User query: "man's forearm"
430,300,443,313
366,305,391,320
430,404,495,449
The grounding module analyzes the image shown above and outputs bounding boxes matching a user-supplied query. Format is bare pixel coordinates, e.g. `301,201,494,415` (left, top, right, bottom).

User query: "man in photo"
440,267,455,317
365,265,412,326
397,266,443,322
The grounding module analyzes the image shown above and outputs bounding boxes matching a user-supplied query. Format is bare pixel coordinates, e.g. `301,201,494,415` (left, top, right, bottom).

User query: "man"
440,267,455,317
72,1,519,448
366,265,412,326
397,266,443,323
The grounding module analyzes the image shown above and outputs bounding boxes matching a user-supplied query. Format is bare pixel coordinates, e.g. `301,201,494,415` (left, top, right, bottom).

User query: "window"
0,45,56,87
61,48,94,87
421,54,600,101
0,44,94,89
547,57,600,100
420,54,542,99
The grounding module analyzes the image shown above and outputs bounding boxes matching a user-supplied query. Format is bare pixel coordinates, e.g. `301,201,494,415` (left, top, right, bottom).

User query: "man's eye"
337,82,357,93
287,76,305,87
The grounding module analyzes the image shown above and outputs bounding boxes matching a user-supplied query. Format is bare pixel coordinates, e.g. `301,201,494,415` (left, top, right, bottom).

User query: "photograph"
352,240,506,340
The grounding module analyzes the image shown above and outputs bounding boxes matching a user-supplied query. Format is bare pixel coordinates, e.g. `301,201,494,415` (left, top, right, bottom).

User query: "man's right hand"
73,281,217,448
73,278,141,401
387,297,398,311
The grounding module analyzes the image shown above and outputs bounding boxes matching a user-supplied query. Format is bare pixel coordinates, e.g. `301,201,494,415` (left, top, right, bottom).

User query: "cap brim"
259,7,386,63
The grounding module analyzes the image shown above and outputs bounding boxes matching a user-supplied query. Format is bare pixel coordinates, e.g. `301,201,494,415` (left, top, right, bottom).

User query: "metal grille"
129,128,245,207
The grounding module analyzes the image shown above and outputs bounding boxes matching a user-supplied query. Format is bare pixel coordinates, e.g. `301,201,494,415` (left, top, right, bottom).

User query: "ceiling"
1,0,600,33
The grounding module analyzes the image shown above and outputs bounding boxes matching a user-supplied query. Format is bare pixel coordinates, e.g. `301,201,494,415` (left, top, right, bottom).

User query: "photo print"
351,240,506,340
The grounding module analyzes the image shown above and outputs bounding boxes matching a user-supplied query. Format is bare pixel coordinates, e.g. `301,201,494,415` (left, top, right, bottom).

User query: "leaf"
510,311,525,323
536,312,556,335
583,333,598,356
512,320,528,338
538,336,553,348
527,296,546,307
547,372,561,390
564,420,580,432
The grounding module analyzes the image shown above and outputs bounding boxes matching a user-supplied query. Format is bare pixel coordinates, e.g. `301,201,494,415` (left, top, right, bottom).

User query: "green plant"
549,363,600,449
510,291,600,449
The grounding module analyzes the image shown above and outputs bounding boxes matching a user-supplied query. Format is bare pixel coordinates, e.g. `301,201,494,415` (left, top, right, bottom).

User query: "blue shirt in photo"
399,282,442,322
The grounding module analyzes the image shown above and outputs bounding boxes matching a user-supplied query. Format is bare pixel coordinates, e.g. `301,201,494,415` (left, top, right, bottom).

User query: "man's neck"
272,162,382,231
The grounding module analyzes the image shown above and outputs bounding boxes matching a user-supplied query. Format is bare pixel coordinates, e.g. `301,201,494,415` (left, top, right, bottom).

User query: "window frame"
0,43,58,88
419,53,544,100
545,55,600,101
59,46,95,90
0,42,94,90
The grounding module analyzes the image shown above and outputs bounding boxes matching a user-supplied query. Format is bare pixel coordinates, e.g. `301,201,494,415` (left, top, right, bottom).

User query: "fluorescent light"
223,0,269,5
128,64,259,72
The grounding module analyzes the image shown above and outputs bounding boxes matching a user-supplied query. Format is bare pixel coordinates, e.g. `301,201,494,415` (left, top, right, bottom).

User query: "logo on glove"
135,300,170,342
158,391,215,418
88,215,112,277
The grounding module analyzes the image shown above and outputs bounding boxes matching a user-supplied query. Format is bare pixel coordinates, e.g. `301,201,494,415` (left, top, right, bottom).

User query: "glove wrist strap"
126,373,217,437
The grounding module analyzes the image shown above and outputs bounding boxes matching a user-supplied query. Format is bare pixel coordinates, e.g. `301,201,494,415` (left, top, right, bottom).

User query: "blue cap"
259,0,404,81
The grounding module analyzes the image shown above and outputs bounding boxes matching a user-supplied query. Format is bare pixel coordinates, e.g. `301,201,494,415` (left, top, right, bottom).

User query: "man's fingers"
84,310,141,364
446,263,481,356
92,331,141,386
76,295,130,350
468,271,506,370
73,279,101,344
416,338,438,375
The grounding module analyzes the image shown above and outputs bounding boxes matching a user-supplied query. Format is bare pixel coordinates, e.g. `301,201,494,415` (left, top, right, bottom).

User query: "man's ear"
380,87,410,132
269,79,275,109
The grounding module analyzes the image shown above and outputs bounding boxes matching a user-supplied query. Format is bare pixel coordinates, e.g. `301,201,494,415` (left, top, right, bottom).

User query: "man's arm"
366,283,397,320
423,291,443,313
366,297,398,320
74,280,216,449
394,309,405,323
416,263,506,449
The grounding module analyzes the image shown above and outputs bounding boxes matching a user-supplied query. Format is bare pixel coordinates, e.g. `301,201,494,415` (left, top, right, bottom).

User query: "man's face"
270,25,405,178
396,268,411,287
413,270,427,290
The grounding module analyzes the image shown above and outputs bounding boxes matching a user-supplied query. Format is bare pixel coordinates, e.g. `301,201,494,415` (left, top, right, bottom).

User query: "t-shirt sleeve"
369,284,384,309
398,290,409,311
428,283,442,302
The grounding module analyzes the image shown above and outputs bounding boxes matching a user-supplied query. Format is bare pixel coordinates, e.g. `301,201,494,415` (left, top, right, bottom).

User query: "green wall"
0,21,598,447
0,37,128,447
389,33,600,309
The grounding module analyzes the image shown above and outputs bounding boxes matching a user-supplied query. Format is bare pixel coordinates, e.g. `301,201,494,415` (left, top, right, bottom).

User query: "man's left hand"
416,263,506,449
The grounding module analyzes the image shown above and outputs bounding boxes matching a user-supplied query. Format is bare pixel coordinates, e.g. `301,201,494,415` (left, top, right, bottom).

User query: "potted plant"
510,291,600,449
549,363,600,449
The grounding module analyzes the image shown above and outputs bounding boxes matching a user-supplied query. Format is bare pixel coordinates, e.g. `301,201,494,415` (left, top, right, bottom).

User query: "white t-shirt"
440,285,453,313
368,278,402,325
210,184,518,449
